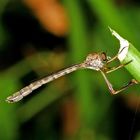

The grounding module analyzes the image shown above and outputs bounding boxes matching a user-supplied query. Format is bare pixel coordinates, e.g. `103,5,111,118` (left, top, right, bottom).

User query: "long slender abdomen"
6,63,83,103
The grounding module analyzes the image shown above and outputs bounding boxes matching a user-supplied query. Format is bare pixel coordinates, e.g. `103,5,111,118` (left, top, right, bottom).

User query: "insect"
6,49,138,103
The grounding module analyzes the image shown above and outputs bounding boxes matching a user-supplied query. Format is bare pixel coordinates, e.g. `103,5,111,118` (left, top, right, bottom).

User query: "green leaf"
110,28,140,81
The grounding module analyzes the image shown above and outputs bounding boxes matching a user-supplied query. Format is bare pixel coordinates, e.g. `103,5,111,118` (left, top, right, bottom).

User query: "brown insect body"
6,51,138,103
84,52,107,71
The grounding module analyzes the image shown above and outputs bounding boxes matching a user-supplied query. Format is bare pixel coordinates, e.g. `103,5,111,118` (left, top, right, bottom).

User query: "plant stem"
110,28,140,82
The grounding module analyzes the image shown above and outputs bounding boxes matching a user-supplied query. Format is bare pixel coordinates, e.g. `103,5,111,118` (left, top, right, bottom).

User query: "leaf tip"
108,27,129,61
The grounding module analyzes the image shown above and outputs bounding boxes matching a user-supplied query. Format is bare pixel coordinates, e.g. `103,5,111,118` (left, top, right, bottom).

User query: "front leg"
106,47,127,64
105,60,132,74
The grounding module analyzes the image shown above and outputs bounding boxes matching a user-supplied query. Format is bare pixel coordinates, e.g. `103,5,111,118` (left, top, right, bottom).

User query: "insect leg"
105,60,132,74
100,70,138,95
107,47,127,64
106,55,118,64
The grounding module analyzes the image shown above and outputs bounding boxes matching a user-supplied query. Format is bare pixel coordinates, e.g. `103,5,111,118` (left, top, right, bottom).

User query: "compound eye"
101,52,107,61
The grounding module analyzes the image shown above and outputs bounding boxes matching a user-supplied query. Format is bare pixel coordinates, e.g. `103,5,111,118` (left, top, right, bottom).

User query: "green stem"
110,28,140,82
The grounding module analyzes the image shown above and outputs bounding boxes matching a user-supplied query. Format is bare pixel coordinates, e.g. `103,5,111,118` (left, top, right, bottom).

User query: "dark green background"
0,0,140,140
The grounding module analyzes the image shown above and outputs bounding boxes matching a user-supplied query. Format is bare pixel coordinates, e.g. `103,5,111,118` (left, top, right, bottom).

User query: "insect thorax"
84,53,104,71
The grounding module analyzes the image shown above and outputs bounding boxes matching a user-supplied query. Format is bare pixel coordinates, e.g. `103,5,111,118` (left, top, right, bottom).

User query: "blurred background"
0,0,140,140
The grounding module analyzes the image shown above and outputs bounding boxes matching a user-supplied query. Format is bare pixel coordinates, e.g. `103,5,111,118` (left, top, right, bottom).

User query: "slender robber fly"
6,48,138,103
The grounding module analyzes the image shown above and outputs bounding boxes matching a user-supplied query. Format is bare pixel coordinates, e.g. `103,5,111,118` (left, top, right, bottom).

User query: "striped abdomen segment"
6,63,83,103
